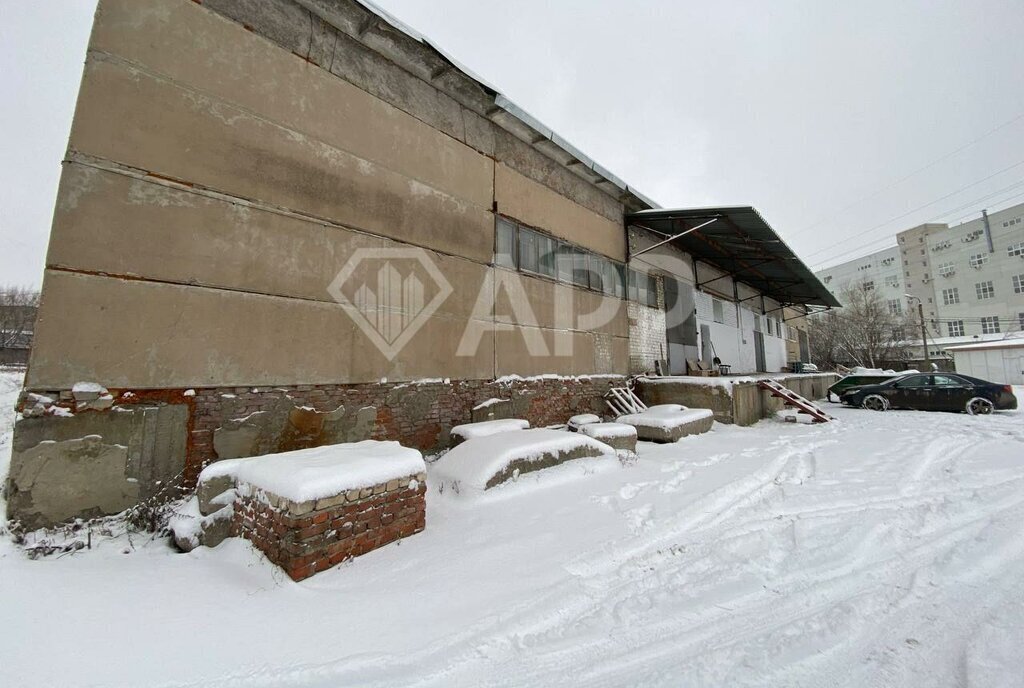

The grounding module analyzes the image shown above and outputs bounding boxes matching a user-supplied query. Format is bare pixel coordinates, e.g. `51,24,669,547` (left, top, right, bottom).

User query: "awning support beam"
630,218,718,259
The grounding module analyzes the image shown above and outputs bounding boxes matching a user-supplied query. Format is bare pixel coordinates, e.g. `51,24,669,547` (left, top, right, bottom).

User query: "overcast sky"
2,0,1023,287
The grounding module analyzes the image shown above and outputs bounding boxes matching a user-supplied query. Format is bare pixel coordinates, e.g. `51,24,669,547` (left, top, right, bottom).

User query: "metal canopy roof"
627,206,842,309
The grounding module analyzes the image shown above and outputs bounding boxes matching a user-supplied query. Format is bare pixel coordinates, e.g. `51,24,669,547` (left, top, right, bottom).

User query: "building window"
937,262,955,277
981,316,1001,334
628,269,658,308
571,248,589,288
947,320,964,337
517,227,540,274
495,217,623,295
495,218,517,268
766,317,773,335
603,260,624,298
1020,312,1024,330
941,288,959,305
588,254,606,292
887,299,902,315
712,299,724,323
536,234,556,278
1013,274,1024,294
1010,242,1024,257
885,275,900,287
975,281,995,300
863,280,875,291
556,243,574,283
969,253,989,268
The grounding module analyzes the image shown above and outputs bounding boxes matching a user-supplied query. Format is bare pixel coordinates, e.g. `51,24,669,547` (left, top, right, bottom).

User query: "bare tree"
808,281,914,369
0,285,40,349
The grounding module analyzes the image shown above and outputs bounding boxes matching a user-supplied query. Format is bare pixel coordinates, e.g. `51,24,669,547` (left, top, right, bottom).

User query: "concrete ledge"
617,406,714,443
579,422,637,453
637,374,839,427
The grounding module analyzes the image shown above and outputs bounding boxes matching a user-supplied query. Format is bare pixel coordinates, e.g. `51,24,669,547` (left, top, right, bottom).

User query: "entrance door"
663,278,698,375
798,329,810,363
753,331,767,372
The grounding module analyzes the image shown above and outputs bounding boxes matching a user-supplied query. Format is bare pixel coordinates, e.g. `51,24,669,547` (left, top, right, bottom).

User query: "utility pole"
917,300,931,369
905,294,931,369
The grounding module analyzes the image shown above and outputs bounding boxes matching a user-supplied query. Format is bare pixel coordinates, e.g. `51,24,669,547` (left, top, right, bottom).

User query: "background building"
0,289,37,367
817,202,1024,342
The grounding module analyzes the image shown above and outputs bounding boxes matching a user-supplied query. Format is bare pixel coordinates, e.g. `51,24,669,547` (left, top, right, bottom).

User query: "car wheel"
862,394,888,412
966,397,994,416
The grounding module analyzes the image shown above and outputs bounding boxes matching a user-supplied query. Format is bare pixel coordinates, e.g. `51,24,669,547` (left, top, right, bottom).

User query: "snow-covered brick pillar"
184,440,427,581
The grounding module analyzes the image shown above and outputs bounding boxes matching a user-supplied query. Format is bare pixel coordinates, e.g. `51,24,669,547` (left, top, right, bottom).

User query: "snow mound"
472,398,508,410
71,381,106,394
567,413,601,431
450,418,529,441
849,367,917,376
433,428,615,491
198,440,425,503
618,404,714,430
168,496,232,550
580,422,636,439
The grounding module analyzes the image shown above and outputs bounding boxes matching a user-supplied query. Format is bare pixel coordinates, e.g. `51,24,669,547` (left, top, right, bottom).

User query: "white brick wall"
628,301,666,374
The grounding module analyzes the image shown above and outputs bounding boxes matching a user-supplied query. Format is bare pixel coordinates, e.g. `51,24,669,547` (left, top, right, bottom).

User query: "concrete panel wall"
69,58,495,264
496,164,625,261
25,0,633,390
28,270,496,389
88,0,494,213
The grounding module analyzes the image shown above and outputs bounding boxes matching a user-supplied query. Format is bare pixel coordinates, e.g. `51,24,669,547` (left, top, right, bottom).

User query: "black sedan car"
840,373,1018,414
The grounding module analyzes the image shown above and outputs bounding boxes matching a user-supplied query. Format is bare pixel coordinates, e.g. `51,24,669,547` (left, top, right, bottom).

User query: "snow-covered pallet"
170,441,427,581
433,429,616,491
617,404,715,443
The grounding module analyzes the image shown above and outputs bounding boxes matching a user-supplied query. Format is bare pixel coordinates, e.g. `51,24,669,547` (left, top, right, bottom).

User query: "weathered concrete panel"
26,271,496,390
495,164,625,261
494,327,628,378
491,270,627,337
68,58,495,264
492,129,623,224
6,404,187,529
89,0,493,210
46,164,492,322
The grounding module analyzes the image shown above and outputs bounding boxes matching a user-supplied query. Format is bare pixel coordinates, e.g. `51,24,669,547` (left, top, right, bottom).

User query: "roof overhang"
626,206,842,309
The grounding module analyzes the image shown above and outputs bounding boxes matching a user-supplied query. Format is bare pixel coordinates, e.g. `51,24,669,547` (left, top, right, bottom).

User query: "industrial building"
817,202,1024,341
8,0,833,529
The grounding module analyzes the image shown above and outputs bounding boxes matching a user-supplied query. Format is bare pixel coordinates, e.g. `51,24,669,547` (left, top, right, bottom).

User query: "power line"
809,184,1024,270
787,108,1024,241
802,160,1024,264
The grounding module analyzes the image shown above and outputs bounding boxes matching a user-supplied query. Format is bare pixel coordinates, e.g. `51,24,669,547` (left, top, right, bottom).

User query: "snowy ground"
2,369,1023,687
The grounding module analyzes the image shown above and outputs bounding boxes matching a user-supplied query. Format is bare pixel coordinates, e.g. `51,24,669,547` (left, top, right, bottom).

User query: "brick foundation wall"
231,474,427,581
188,376,624,485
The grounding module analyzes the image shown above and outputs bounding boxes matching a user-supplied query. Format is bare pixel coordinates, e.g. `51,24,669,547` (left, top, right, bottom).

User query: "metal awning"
626,206,841,309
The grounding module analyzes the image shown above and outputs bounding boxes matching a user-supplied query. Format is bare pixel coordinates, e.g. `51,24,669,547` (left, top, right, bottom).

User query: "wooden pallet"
605,387,647,416
757,379,834,423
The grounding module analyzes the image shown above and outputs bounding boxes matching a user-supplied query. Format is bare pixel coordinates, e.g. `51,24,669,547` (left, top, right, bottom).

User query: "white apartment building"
816,202,1024,340
815,245,908,319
